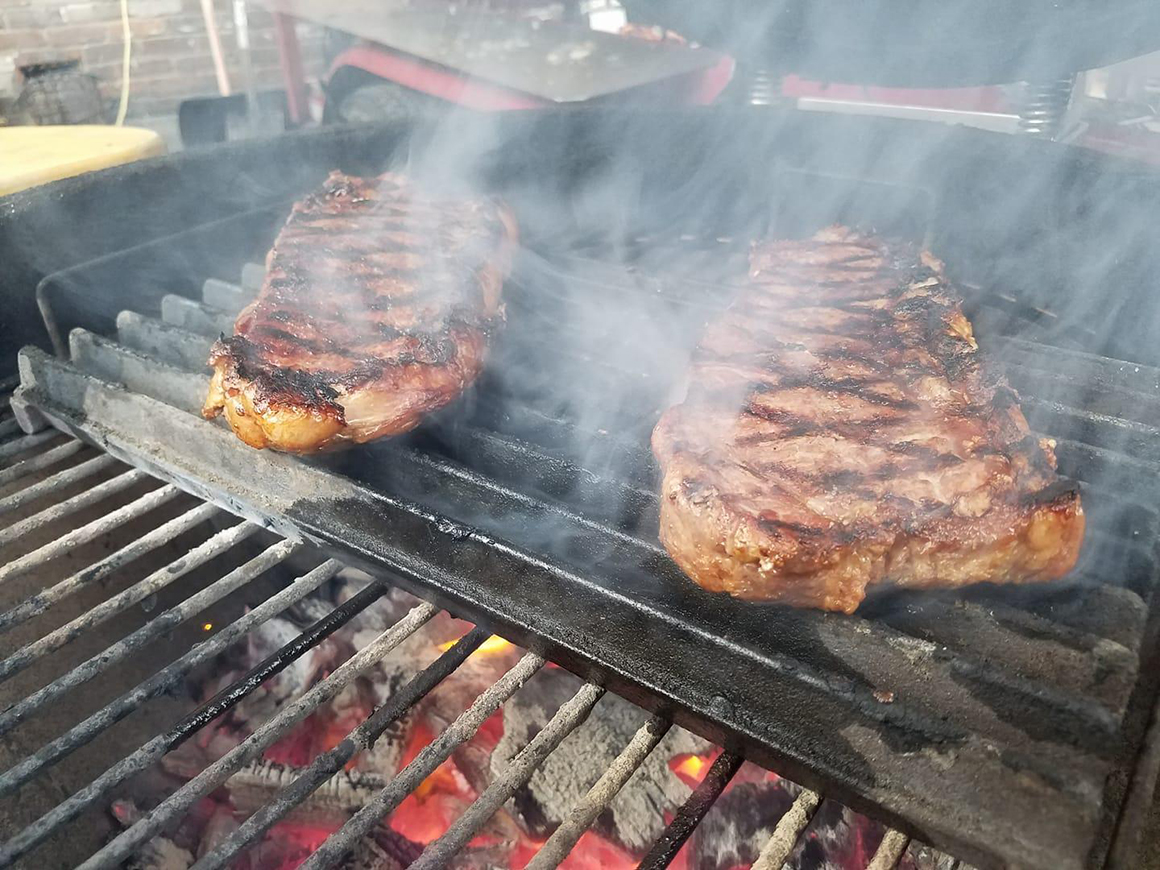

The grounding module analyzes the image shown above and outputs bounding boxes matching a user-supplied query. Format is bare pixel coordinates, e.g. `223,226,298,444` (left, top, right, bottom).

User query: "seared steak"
203,171,517,452
652,227,1084,613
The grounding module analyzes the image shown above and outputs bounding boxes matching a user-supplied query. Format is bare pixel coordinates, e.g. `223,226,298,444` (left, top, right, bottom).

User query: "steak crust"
652,227,1084,613
203,171,517,452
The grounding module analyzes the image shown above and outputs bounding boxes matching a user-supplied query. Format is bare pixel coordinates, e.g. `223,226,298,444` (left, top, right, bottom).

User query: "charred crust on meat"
204,171,517,452
1021,480,1080,509
652,226,1085,612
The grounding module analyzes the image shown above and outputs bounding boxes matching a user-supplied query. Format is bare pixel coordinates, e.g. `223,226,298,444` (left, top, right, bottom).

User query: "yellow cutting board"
0,125,167,197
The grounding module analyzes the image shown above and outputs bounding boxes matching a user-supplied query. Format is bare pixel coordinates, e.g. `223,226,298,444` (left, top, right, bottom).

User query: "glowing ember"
438,634,513,655
671,752,717,787
150,589,900,870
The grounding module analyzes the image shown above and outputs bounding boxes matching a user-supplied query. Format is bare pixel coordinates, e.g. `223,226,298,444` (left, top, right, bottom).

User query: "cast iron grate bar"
0,501,221,633
410,680,608,870
0,438,85,486
0,482,183,585
0,432,930,870
0,465,150,549
0,428,58,461
79,602,441,870
750,787,823,869
0,512,253,693
299,650,548,870
0,552,361,864
639,750,745,870
0,452,119,516
525,712,672,870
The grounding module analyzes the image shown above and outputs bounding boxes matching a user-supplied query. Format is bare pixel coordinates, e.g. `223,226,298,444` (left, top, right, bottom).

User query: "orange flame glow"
670,752,718,788
675,754,707,779
438,634,513,655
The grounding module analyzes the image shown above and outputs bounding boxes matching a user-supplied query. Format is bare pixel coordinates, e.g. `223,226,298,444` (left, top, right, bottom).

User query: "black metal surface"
6,111,1160,870
638,750,744,870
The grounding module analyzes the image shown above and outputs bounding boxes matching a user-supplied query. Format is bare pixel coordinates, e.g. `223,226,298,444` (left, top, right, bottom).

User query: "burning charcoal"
409,633,523,798
285,590,344,627
335,568,424,633
195,802,241,862
487,667,711,855
897,842,962,870
162,741,226,782
356,721,409,778
784,798,888,870
221,758,390,825
230,617,348,725
110,799,195,870
329,680,374,737
387,757,524,859
341,823,424,870
688,779,800,870
417,634,524,769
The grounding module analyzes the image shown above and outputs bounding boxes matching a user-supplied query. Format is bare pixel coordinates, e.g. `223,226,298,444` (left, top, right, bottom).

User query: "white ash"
488,668,711,854
284,591,343,627
334,569,424,634
229,616,346,724
785,798,885,870
110,799,194,870
194,802,240,863
688,779,800,870
899,842,964,870
220,758,392,826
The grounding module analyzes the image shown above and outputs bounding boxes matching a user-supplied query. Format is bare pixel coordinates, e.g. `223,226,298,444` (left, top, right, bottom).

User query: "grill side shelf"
11,345,1129,870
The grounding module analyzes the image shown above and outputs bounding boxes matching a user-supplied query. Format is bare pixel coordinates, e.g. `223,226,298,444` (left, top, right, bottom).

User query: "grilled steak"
203,171,517,452
652,226,1085,613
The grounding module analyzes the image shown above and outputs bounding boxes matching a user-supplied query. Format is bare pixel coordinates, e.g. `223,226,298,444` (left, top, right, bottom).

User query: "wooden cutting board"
0,125,166,197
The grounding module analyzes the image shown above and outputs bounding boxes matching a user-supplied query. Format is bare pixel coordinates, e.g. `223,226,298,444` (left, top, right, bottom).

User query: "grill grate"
0,395,937,868
7,221,1160,869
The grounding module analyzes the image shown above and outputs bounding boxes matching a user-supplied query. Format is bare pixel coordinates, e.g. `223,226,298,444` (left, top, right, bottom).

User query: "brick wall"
0,0,325,118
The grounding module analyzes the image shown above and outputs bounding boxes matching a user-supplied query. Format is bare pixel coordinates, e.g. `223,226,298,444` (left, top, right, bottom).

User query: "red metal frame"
273,12,309,124
328,44,548,111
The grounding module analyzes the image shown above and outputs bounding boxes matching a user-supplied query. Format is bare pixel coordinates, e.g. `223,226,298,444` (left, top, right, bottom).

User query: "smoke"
267,68,1160,608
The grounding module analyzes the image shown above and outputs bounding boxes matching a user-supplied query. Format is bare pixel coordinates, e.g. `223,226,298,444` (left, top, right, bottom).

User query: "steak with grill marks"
203,171,517,452
651,226,1085,613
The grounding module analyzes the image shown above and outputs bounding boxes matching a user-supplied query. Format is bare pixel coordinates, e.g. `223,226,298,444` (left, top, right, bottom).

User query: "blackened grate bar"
639,750,745,870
